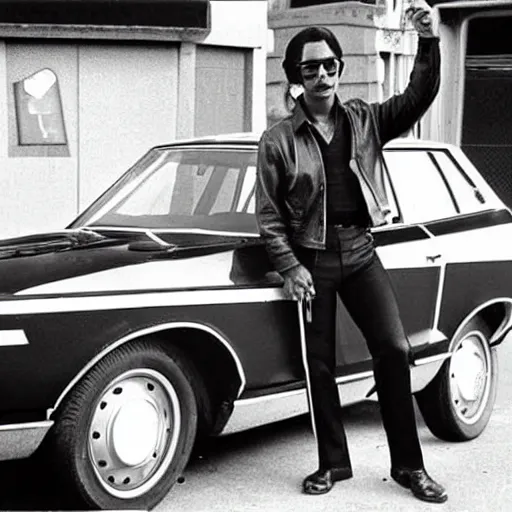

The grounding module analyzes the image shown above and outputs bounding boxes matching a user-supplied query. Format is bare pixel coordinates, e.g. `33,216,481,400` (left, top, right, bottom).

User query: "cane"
297,292,317,440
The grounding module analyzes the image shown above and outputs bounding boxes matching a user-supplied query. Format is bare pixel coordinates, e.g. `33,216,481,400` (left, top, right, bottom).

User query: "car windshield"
73,146,259,235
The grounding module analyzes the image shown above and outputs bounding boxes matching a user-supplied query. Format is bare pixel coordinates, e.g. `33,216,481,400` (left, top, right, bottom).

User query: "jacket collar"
291,93,343,133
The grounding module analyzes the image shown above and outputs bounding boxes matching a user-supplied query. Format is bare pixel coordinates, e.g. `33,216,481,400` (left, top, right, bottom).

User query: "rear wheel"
48,342,200,509
416,318,498,441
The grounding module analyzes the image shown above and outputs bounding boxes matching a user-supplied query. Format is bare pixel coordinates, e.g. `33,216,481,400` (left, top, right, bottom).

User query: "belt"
329,222,361,229
327,212,368,228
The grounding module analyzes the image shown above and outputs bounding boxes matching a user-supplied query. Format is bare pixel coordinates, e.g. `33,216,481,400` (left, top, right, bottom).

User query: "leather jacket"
256,37,440,274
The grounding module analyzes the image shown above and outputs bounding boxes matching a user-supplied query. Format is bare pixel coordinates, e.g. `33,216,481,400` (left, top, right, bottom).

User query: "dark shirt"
310,106,369,227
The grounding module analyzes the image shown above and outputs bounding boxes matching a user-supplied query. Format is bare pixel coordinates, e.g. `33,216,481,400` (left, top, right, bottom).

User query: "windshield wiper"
0,228,107,259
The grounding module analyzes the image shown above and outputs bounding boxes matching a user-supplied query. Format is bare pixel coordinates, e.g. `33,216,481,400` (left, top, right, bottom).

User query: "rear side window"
431,151,487,212
384,150,457,224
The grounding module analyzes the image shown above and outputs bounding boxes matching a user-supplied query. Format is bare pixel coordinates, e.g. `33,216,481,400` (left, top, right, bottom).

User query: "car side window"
431,150,487,213
384,150,458,224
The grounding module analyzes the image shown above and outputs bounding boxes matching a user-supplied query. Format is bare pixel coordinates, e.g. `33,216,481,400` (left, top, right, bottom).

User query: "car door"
335,146,457,375
415,147,512,341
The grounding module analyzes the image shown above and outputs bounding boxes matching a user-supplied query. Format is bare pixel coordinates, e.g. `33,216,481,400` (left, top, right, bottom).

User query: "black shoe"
302,467,353,495
391,467,448,504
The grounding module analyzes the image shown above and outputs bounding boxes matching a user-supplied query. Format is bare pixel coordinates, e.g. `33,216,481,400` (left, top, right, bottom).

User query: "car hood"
0,229,255,296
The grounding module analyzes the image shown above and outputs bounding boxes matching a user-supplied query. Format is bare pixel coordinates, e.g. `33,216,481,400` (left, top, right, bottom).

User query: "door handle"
426,253,442,263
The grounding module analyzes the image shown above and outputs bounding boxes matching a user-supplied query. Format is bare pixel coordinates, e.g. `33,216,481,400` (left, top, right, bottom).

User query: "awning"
0,0,210,29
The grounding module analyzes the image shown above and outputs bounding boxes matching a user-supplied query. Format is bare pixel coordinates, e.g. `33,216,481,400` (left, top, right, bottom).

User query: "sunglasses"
298,57,341,80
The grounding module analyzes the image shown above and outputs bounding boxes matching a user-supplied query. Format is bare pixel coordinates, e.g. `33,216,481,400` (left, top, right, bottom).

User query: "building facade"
266,0,419,128
424,0,512,208
0,0,268,238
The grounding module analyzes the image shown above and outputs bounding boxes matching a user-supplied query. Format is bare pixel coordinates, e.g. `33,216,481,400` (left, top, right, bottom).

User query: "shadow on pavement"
0,447,83,510
188,400,384,469
0,401,384,510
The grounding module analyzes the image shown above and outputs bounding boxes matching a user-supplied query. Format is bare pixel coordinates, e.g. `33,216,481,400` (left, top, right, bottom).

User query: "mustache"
314,82,332,91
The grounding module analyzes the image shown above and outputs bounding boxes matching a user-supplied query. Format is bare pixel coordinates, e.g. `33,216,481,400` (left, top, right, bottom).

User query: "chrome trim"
432,262,446,333
420,224,446,333
418,224,434,238
221,374,376,436
450,297,512,350
49,322,247,418
414,353,451,366
161,144,258,151
0,420,53,461
91,226,260,238
0,420,53,432
145,230,171,247
232,388,304,407
491,303,512,344
221,355,448,436
337,370,374,383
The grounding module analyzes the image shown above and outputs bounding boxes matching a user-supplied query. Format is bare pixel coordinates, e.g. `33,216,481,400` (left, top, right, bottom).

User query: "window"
13,68,67,146
6,43,73,157
384,150,458,224
431,151,487,213
83,148,259,234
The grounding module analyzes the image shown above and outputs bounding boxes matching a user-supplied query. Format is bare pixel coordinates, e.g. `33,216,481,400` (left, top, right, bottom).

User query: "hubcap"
449,331,492,425
88,369,181,499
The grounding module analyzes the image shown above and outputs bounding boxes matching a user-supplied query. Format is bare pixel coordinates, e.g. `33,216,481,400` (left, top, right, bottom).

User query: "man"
256,0,448,504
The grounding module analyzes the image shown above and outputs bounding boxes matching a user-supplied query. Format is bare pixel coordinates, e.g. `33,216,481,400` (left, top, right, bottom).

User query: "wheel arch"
49,322,246,435
449,297,512,350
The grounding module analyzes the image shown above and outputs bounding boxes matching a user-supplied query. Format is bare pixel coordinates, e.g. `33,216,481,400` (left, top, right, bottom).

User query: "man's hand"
406,0,437,38
282,265,315,301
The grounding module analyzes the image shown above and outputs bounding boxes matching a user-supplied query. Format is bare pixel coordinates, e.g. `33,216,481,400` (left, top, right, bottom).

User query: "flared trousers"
297,225,424,473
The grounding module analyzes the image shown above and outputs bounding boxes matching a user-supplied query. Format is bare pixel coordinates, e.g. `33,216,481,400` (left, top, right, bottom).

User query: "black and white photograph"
0,1,511,511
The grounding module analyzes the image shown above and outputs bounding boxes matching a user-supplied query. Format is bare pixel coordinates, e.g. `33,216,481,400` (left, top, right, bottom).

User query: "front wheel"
48,342,199,510
416,318,498,442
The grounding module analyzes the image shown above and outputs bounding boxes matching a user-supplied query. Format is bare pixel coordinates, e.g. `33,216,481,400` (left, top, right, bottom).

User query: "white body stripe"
429,223,512,263
3,287,285,316
376,237,440,270
17,252,238,295
0,330,29,346
432,262,446,332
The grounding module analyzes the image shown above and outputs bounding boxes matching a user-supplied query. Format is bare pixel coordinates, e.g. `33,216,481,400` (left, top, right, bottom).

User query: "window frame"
383,147,462,225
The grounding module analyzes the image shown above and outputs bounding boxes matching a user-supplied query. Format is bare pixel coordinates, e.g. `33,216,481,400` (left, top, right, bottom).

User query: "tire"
415,318,498,442
48,341,200,510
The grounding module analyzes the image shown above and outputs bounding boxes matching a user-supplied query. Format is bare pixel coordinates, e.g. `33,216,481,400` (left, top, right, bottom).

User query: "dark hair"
282,26,343,84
